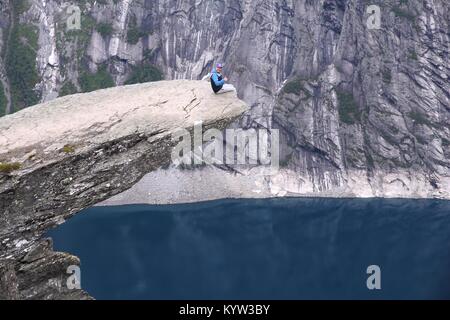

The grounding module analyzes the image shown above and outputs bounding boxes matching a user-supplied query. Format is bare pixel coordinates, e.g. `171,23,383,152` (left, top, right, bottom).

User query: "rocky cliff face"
0,80,247,299
0,0,448,199
0,0,449,300
270,0,449,198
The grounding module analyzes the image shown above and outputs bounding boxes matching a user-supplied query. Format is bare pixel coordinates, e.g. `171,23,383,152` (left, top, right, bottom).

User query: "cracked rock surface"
0,80,247,299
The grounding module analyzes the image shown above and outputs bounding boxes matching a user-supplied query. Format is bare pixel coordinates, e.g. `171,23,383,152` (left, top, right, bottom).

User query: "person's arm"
201,73,211,81
211,73,225,86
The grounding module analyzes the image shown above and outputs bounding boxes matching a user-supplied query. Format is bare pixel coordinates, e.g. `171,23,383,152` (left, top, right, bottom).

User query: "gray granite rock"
0,80,247,299
0,0,448,198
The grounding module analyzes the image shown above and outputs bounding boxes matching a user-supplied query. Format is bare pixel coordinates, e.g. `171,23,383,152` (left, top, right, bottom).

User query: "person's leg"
217,84,236,94
201,73,211,81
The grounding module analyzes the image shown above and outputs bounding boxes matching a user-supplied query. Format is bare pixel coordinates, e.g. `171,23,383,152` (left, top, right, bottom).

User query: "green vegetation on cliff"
127,26,146,44
283,77,312,98
0,162,22,173
336,89,360,125
0,82,7,116
59,82,78,97
6,1,40,112
126,16,148,45
79,65,115,92
96,22,113,37
125,64,163,85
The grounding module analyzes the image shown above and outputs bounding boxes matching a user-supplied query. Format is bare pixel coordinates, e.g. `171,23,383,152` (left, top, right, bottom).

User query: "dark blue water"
47,198,450,300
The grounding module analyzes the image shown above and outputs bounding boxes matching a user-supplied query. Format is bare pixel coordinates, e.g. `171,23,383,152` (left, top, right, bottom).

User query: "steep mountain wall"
0,0,448,198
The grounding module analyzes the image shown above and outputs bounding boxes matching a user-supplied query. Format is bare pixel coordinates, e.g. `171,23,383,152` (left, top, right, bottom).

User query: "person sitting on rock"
203,63,236,94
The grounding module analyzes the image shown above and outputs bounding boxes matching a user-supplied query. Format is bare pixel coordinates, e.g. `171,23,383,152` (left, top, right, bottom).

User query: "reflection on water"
47,198,450,299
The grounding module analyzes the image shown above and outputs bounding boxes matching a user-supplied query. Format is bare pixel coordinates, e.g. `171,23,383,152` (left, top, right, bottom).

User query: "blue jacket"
211,68,225,87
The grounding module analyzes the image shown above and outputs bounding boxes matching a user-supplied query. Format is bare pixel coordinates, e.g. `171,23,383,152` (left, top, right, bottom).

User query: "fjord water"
47,198,450,300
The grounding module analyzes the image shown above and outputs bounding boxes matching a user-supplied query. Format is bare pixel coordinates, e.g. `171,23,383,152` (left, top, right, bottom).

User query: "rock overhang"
0,79,248,251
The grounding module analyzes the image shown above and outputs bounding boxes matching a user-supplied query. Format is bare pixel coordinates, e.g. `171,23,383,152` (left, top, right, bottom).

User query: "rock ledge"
0,80,247,299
